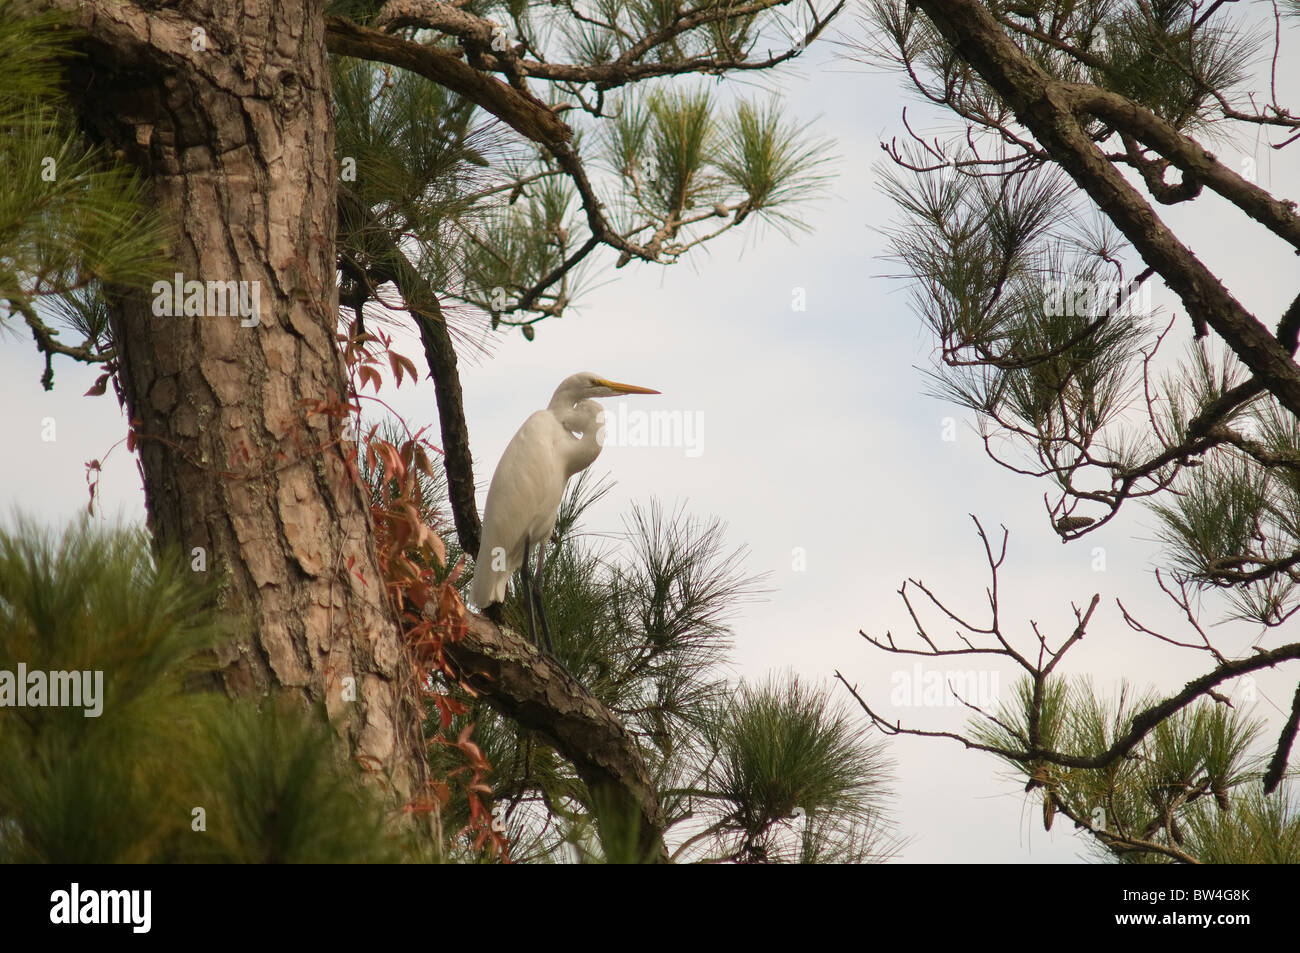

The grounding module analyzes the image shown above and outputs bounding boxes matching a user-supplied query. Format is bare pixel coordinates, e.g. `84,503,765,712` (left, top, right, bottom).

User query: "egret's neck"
556,399,605,477
548,384,582,415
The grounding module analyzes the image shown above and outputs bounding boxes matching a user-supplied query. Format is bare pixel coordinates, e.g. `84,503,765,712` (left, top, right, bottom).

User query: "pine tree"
0,519,427,863
847,0,1300,861
2,0,893,861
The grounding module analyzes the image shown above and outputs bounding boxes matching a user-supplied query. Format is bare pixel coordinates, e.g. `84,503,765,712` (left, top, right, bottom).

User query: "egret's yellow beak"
594,378,660,395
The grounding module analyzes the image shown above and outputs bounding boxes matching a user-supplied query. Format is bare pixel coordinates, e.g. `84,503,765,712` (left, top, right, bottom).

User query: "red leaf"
388,351,410,387
394,352,419,385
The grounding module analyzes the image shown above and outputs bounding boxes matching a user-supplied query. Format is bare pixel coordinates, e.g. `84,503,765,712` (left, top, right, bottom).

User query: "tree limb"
911,0,1300,420
445,612,670,862
335,190,484,558
1264,679,1300,794
326,15,571,148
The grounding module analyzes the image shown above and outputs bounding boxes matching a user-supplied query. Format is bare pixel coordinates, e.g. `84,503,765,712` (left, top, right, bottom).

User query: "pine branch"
370,0,844,90
1263,680,1300,793
441,610,670,862
326,15,570,147
844,522,1300,786
910,0,1300,418
334,200,483,558
11,293,114,390
326,14,666,295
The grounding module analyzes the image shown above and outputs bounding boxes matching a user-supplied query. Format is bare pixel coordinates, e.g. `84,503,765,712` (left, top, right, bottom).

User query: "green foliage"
604,88,833,242
704,674,900,863
1152,454,1269,580
463,173,580,318
644,88,717,213
330,4,835,333
1085,0,1253,133
333,57,503,314
0,520,219,862
0,519,426,863
717,98,833,232
863,0,1255,133
177,697,416,863
1146,344,1300,625
971,675,1297,862
0,4,165,355
1179,784,1300,863
45,284,113,353
881,162,1149,470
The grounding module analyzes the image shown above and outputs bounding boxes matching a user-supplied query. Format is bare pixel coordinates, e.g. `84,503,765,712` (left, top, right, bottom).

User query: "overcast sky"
3,8,1298,863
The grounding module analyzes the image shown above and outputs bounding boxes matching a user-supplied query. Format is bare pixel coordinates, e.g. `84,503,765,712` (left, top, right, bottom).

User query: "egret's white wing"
470,411,569,608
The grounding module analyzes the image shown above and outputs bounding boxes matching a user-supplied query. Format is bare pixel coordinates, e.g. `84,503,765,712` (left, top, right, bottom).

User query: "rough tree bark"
58,0,428,799
44,0,673,859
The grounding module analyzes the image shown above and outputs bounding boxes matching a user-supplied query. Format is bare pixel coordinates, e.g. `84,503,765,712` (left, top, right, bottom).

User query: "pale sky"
3,9,1298,863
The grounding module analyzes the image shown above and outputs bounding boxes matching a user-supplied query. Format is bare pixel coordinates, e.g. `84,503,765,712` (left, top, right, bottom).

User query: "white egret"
471,372,660,653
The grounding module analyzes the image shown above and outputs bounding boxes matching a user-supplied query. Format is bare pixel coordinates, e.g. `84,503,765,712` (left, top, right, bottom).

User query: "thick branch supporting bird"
440,611,670,862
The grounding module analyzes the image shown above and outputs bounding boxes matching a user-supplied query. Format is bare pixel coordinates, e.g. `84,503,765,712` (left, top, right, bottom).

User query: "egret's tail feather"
469,563,508,610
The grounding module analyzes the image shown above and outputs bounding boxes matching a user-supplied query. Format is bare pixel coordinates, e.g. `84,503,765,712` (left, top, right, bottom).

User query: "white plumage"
470,373,660,637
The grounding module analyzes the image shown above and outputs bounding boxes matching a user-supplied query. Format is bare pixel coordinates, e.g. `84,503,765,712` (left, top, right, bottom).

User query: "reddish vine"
336,317,510,862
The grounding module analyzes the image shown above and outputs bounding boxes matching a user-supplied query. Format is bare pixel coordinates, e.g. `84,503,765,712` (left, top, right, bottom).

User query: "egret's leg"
533,539,556,655
520,545,539,648
521,543,577,683
535,538,547,589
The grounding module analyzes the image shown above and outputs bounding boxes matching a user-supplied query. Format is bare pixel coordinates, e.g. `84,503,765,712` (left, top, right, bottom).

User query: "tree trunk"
64,0,427,799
